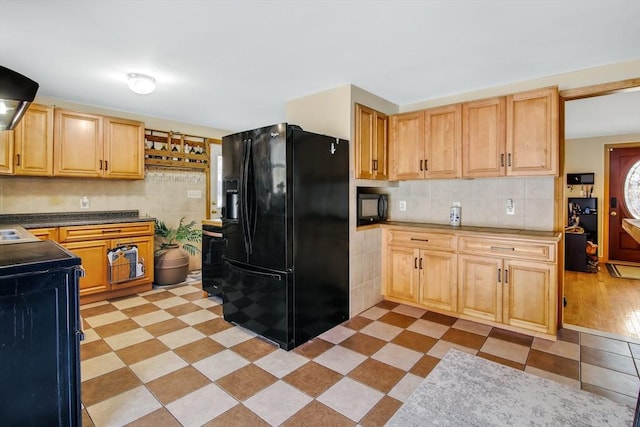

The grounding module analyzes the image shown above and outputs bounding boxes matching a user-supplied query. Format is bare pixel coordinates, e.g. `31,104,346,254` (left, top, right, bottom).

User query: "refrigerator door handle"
223,258,283,281
240,139,253,255
244,139,255,254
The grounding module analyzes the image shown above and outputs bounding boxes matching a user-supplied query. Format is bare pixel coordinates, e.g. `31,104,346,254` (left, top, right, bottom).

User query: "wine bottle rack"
144,129,218,170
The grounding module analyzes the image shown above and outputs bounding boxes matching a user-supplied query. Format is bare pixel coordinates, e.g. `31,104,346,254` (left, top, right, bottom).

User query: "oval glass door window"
624,160,640,219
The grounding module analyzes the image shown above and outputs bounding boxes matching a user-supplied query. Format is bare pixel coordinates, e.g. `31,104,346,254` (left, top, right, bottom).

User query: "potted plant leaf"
154,217,201,286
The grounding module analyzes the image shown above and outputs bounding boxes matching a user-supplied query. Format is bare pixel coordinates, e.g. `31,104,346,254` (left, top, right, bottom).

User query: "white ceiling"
1,1,639,134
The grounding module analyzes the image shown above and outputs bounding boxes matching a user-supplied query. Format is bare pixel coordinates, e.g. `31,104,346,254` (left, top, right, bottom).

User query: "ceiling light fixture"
127,73,156,95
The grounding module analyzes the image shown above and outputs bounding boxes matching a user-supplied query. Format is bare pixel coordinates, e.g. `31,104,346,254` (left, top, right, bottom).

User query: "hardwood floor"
564,267,640,341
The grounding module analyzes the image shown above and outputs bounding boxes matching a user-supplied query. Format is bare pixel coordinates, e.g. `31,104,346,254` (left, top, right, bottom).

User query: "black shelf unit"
565,197,598,272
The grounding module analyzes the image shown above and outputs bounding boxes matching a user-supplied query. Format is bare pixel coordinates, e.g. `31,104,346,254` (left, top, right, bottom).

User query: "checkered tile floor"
80,283,640,426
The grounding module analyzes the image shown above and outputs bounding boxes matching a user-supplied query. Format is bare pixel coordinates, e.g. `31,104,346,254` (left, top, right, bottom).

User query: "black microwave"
357,192,388,225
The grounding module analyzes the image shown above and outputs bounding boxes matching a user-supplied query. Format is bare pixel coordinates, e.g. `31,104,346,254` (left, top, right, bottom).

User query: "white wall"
286,84,401,316
402,59,640,112
285,85,352,139
35,96,229,139
564,133,640,255
350,86,400,315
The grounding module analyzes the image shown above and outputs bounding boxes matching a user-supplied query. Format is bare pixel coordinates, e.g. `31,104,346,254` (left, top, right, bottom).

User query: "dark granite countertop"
0,210,155,229
358,220,561,241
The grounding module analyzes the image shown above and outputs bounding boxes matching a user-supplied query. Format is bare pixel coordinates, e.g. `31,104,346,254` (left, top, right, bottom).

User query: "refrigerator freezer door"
222,124,289,271
246,124,289,270
222,132,248,263
221,258,293,349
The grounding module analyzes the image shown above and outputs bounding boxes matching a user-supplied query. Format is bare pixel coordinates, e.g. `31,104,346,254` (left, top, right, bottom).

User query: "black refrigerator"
221,123,349,350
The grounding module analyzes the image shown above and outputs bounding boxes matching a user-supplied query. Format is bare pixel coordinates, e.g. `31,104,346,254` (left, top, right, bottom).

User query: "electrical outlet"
187,190,202,199
399,200,407,211
505,198,515,215
80,196,89,210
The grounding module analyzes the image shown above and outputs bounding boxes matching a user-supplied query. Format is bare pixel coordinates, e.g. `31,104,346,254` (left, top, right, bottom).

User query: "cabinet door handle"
504,269,509,284
490,246,515,251
498,268,501,283
102,229,122,233
372,159,378,171
419,258,423,269
500,153,504,167
414,257,418,269
99,160,103,170
105,160,108,171
410,238,429,242
424,159,428,171
419,160,424,171
16,154,20,166
507,153,512,167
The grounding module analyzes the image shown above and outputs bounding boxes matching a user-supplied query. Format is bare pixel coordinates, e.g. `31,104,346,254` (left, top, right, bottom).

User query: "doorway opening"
560,78,640,341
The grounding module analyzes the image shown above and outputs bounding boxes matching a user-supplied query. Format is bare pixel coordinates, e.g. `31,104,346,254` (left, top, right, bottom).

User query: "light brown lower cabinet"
62,239,111,296
29,222,154,303
385,230,458,313
383,228,558,339
457,254,555,334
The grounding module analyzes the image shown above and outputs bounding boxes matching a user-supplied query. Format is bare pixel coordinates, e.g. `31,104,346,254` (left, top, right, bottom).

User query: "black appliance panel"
292,131,349,343
567,173,595,185
0,265,81,426
202,224,225,297
222,258,293,349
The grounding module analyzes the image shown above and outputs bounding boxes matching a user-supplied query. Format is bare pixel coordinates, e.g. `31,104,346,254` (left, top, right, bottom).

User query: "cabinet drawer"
59,222,153,242
27,227,59,241
458,236,555,262
388,230,456,251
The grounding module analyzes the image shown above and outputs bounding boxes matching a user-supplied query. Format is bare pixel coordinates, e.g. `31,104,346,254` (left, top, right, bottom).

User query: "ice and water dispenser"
224,180,239,221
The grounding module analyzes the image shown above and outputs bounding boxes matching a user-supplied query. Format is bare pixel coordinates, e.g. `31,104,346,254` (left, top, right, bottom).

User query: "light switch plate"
187,190,202,199
505,199,515,215
80,196,89,210
399,200,407,211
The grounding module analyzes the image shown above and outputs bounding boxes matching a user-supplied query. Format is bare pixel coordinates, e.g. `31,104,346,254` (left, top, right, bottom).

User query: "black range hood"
0,66,39,131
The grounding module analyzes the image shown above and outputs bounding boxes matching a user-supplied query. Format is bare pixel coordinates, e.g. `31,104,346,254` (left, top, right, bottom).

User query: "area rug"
386,349,634,426
606,263,640,280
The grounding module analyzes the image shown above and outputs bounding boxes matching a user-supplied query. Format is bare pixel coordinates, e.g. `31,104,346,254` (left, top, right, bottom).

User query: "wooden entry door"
608,146,640,263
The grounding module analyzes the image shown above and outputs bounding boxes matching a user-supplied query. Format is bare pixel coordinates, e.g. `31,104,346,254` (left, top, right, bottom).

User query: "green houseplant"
154,217,201,286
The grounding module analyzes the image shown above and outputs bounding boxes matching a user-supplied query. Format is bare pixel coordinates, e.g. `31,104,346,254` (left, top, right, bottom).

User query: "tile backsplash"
0,169,208,269
383,176,555,230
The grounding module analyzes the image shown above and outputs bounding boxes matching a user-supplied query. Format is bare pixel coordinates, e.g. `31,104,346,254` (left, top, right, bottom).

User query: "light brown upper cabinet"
389,104,461,180
54,109,144,179
354,103,388,180
103,116,145,179
14,103,54,176
462,97,506,177
389,111,423,180
506,87,559,176
462,87,558,178
424,104,461,179
0,130,13,175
